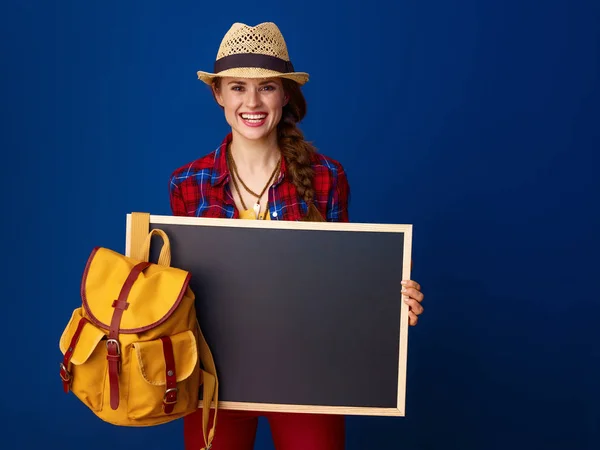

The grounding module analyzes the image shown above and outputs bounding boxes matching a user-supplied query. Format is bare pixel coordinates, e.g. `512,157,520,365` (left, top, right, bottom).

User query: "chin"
235,126,276,142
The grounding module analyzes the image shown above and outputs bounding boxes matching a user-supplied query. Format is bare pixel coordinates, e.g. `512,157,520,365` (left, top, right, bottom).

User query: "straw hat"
197,22,309,85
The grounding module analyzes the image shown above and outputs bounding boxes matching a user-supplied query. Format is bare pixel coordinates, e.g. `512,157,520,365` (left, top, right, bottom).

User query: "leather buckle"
106,339,122,373
59,363,71,382
163,387,179,405
105,339,121,355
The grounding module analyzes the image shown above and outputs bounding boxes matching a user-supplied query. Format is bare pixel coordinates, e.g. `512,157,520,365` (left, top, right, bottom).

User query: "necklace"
226,146,281,219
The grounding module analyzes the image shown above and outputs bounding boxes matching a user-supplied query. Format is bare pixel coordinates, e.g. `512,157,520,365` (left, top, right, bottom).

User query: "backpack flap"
81,247,191,334
59,309,107,365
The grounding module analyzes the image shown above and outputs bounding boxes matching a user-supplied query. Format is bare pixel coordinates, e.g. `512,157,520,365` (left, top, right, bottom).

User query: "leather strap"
160,336,178,414
107,261,151,410
60,317,89,393
111,299,130,310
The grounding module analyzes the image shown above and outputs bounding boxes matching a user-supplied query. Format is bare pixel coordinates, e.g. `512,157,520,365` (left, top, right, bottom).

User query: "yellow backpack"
59,213,217,449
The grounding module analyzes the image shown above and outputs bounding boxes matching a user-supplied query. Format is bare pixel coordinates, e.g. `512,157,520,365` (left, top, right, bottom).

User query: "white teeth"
241,114,267,120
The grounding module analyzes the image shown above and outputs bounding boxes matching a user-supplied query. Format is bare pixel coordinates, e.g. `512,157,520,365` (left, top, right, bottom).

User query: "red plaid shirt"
169,133,350,222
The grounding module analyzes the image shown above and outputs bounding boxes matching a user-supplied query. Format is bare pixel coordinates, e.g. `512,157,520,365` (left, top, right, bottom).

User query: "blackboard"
125,214,412,416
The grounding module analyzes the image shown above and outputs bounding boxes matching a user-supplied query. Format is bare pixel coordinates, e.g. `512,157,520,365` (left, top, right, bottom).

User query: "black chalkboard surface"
125,214,412,416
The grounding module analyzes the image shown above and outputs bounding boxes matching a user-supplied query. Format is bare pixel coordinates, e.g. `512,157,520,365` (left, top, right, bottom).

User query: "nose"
245,88,261,108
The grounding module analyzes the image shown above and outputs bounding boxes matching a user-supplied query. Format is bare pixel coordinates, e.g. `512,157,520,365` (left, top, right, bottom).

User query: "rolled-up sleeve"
327,164,350,223
169,175,187,216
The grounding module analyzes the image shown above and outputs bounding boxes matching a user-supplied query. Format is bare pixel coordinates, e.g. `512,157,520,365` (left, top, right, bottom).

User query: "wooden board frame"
125,214,412,416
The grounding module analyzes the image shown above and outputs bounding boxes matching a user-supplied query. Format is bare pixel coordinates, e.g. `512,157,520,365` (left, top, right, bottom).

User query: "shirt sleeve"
327,163,350,223
169,175,187,216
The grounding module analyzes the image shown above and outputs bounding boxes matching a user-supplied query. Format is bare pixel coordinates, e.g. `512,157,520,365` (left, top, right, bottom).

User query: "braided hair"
277,78,323,221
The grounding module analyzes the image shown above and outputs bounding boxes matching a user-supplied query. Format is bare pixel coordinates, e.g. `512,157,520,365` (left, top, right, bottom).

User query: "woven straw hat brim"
197,67,309,85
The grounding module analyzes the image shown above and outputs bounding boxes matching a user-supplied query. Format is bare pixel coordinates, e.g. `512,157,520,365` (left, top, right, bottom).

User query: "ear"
283,93,290,107
213,84,225,107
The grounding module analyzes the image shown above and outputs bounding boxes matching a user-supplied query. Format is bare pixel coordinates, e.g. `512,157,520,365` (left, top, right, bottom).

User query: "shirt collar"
210,132,288,187
210,133,231,186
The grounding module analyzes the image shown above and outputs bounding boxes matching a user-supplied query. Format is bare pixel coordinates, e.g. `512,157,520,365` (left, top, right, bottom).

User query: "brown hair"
212,77,324,221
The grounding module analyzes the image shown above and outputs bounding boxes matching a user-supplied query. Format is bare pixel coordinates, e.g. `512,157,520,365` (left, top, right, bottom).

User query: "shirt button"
272,212,278,218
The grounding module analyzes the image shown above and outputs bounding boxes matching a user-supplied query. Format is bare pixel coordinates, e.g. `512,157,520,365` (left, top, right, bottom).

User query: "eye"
260,85,276,91
231,85,244,91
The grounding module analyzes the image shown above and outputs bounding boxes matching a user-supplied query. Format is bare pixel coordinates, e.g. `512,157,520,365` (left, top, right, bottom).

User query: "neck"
229,130,280,173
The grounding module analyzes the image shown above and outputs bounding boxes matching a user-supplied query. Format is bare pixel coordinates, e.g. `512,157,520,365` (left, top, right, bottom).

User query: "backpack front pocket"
127,330,200,420
59,308,107,411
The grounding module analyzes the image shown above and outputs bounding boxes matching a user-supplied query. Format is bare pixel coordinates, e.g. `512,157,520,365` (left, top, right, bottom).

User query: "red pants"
184,408,345,450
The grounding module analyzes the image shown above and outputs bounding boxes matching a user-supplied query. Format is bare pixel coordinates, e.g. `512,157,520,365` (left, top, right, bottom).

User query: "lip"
239,112,268,128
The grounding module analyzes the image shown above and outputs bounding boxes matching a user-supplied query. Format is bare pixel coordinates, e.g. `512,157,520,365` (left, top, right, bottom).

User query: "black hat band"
214,53,295,74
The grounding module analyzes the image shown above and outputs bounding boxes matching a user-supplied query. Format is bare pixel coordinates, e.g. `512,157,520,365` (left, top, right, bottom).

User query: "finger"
402,287,424,302
408,311,418,326
402,280,421,291
404,298,424,315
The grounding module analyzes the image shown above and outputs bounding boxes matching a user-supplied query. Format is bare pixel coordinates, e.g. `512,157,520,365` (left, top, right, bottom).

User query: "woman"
169,22,425,450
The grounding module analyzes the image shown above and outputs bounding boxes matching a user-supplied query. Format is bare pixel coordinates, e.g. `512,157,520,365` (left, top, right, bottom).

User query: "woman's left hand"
402,280,424,326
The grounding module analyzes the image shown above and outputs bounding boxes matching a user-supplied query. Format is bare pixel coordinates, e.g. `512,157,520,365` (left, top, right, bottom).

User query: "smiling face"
213,77,288,143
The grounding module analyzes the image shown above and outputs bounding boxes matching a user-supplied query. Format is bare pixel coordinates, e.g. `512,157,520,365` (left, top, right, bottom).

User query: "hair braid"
277,79,323,221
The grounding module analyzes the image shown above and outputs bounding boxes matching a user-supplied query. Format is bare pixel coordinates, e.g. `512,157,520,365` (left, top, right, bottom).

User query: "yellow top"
238,207,271,220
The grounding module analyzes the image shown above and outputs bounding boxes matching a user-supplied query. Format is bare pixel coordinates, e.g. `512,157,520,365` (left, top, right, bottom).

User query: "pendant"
253,202,261,219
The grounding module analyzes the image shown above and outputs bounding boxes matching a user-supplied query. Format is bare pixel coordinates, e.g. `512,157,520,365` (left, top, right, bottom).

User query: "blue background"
1,0,598,449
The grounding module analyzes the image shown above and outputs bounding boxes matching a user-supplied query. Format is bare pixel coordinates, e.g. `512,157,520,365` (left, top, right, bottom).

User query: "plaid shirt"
169,133,350,222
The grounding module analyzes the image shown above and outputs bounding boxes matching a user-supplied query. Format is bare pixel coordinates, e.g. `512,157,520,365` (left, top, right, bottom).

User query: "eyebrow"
227,80,276,86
